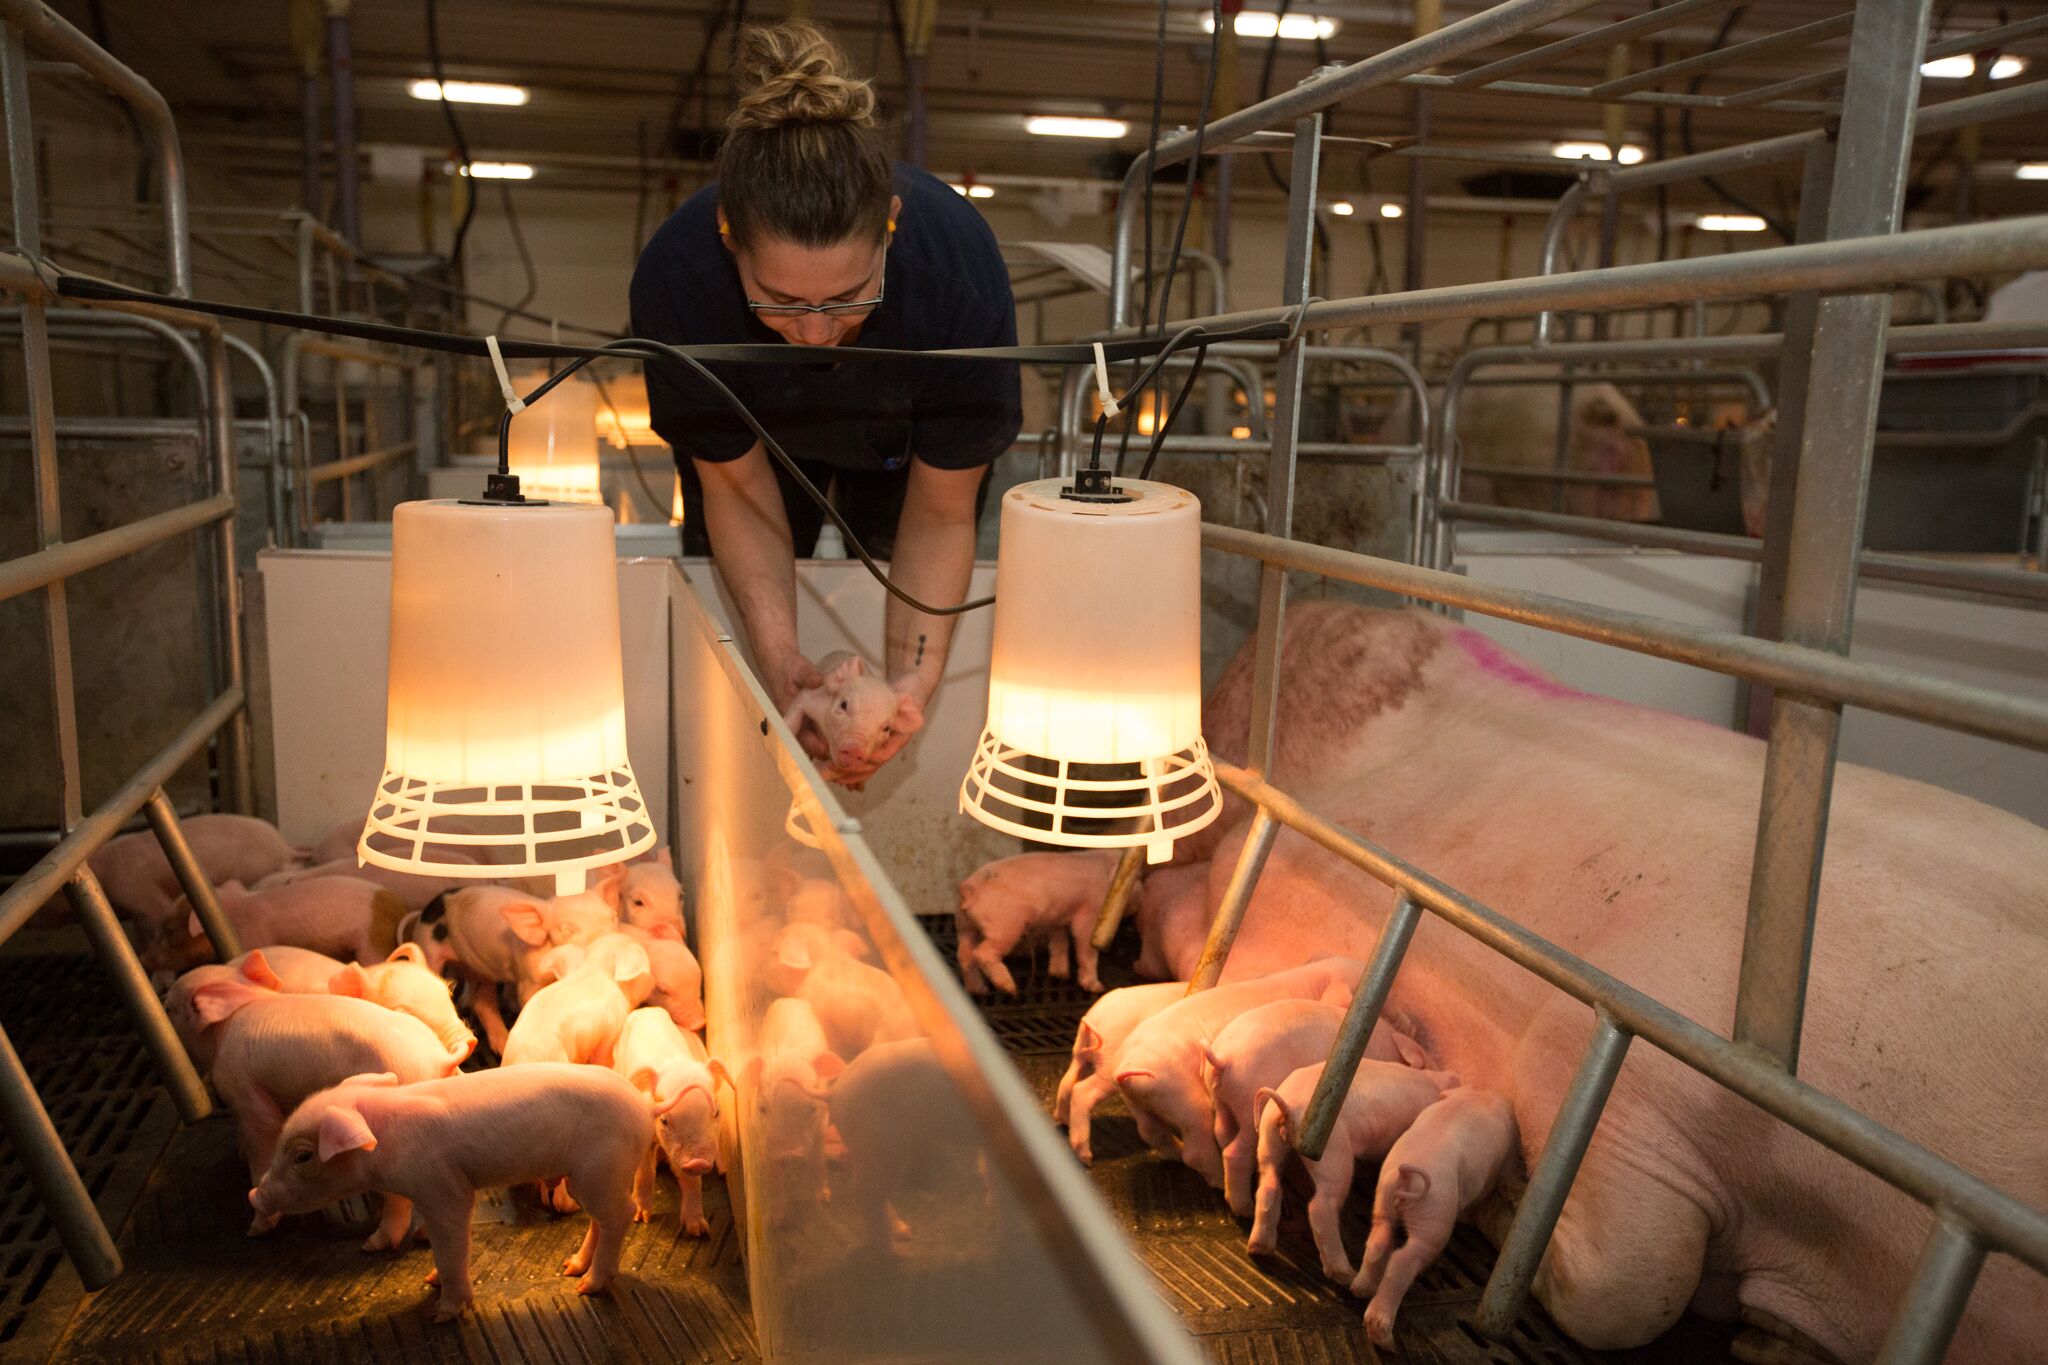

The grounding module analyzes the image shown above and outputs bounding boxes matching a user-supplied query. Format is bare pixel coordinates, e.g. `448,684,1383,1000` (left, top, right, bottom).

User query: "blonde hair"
718,21,892,249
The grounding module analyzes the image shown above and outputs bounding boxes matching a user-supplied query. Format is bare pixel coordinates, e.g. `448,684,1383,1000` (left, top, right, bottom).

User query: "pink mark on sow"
1451,630,1595,701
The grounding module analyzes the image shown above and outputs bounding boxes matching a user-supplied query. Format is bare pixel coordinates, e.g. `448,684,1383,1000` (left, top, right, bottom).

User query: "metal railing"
0,0,246,1291
1093,4,2048,1360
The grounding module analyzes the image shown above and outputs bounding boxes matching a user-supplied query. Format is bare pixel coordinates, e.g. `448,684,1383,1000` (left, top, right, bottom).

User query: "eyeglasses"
745,240,888,321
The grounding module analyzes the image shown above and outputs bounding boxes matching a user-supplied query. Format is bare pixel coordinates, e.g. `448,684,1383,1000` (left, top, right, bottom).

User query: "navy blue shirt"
629,163,1021,473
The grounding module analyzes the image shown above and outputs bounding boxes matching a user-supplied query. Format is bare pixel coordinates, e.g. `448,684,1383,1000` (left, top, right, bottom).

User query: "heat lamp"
505,370,603,505
359,494,655,895
960,474,1220,863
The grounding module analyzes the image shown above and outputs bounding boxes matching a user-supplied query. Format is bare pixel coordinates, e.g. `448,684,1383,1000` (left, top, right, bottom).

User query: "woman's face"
731,231,887,348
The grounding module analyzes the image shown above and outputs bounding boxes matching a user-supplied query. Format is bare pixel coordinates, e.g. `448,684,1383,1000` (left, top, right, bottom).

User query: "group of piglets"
961,846,1523,1347
731,852,985,1253
93,813,714,1322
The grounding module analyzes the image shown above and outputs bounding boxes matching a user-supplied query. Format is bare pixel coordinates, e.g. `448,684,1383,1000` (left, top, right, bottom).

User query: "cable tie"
484,334,526,413
1091,341,1121,419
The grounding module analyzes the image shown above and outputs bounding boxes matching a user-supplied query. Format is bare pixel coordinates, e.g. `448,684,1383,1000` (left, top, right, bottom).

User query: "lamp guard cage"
959,729,1222,863
360,767,657,892
785,796,826,851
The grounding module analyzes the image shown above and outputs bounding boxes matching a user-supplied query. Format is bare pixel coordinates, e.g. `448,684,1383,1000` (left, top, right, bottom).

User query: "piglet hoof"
361,1228,401,1253
425,1268,439,1287
246,1211,281,1237
1078,975,1103,994
574,1273,612,1298
562,1251,592,1278
632,1204,652,1225
550,1183,581,1215
1363,1306,1397,1350
683,1216,711,1238
431,1291,472,1324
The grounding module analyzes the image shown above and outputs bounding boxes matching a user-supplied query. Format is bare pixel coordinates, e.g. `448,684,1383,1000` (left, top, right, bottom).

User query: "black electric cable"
1679,6,1793,243
423,0,479,264
1137,343,1208,482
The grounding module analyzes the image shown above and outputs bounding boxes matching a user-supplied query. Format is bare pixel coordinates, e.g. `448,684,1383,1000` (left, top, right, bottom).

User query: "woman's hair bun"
728,20,876,132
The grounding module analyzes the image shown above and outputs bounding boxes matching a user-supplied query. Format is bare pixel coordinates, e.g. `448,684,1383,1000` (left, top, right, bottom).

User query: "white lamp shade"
360,499,655,892
506,372,602,504
961,478,1220,862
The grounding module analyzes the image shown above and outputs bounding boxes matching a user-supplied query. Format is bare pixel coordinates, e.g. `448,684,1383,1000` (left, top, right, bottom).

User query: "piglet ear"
386,942,426,967
830,929,868,960
316,1105,378,1161
707,1058,735,1093
187,910,204,940
1392,1163,1431,1206
596,869,626,911
1389,1032,1435,1072
893,692,925,735
612,941,652,984
192,980,260,1026
826,654,867,684
328,963,369,998
812,1051,846,1083
239,950,284,992
627,1063,660,1095
1075,1020,1103,1055
649,920,683,942
498,901,551,947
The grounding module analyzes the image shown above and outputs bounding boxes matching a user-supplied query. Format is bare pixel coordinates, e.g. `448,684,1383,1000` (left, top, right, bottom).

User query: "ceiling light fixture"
1552,141,1646,166
1204,11,1339,40
2016,162,2048,180
1025,115,1130,139
1327,200,1355,216
1696,213,1767,232
456,161,535,180
410,79,530,106
1920,54,2027,80
949,182,996,199
1379,201,1404,219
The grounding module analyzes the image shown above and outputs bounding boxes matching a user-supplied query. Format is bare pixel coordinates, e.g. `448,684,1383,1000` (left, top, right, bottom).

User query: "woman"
630,21,1019,785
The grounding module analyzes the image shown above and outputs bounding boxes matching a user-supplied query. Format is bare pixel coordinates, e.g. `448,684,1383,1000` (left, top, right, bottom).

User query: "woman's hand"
765,650,830,762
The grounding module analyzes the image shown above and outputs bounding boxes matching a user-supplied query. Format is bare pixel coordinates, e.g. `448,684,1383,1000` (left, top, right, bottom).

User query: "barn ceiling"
33,1,2048,218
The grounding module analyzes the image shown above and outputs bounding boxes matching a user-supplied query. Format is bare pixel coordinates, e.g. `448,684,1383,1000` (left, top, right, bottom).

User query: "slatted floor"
949,925,1741,1365
0,950,758,1365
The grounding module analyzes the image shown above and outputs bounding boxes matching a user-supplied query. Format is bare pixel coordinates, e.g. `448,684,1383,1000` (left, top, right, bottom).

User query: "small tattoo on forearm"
915,633,927,666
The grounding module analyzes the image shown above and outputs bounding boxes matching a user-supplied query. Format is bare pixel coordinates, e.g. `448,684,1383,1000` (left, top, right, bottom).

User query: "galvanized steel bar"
65,867,211,1123
0,494,236,604
144,791,241,960
1200,524,2048,753
1448,0,1752,88
204,326,252,812
1723,14,2048,111
0,0,188,294
1212,762,2048,1276
1736,0,1931,1075
1101,216,2048,343
0,687,246,943
1441,502,2048,606
1188,809,1278,993
0,1023,120,1288
1475,1010,1633,1335
1295,893,1422,1159
1107,0,1605,326
1246,107,1322,776
303,438,418,484
1589,12,1857,100
1089,847,1147,953
1872,1212,1988,1365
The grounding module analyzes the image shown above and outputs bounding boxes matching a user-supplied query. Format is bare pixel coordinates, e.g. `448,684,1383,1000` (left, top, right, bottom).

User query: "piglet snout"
680,1158,714,1176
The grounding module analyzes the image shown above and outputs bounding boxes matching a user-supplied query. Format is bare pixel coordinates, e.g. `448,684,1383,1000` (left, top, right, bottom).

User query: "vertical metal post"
1296,893,1421,1157
1872,1212,1987,1365
1246,104,1323,777
1088,845,1148,951
1188,808,1278,992
65,870,211,1123
1735,0,1930,1074
326,2,359,245
300,72,321,214
143,791,241,958
205,328,253,811
1475,1010,1632,1337
3,22,80,834
0,1024,121,1289
1744,141,1836,738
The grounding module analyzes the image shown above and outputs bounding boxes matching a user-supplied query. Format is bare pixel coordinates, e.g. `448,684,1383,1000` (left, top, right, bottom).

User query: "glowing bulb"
1204,11,1339,40
1921,54,2026,80
456,161,535,180
961,479,1221,864
507,371,603,504
2016,162,2048,181
362,500,655,895
1379,201,1404,219
1328,200,1355,216
948,181,996,198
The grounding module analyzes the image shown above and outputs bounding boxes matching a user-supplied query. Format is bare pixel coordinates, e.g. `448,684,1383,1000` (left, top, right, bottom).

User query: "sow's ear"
317,1105,379,1162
